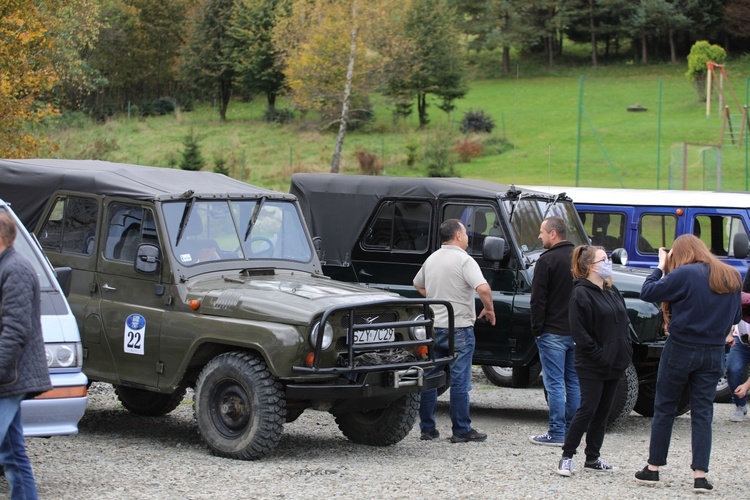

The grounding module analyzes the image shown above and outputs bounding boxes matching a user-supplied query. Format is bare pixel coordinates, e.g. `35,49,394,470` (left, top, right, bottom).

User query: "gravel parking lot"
5,373,750,499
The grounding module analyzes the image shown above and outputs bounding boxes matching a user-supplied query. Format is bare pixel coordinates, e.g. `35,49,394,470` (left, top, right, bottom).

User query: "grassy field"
47,62,750,193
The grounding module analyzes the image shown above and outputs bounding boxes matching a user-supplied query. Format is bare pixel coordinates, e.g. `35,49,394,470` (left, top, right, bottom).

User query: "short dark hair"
440,219,463,244
0,212,17,247
544,216,567,239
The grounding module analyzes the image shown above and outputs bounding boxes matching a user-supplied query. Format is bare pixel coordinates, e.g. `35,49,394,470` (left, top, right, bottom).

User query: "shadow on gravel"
77,408,202,446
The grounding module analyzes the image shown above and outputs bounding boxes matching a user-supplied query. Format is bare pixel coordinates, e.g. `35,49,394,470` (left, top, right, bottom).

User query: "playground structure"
706,61,749,147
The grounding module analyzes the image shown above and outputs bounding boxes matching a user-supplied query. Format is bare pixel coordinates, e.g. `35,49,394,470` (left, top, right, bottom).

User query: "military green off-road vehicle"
0,159,453,460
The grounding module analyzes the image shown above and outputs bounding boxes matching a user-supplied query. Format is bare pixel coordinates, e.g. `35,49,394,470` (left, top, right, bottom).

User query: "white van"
0,200,87,436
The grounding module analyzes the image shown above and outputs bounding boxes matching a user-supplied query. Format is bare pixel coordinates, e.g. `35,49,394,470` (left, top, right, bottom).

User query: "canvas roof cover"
0,159,289,229
290,173,552,267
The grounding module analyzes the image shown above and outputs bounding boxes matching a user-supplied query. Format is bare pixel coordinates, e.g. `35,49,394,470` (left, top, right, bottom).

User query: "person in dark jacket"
634,234,742,494
529,216,580,446
556,246,632,477
0,212,52,499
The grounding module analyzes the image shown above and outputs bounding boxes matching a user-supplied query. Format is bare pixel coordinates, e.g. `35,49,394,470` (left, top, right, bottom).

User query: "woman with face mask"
556,246,632,477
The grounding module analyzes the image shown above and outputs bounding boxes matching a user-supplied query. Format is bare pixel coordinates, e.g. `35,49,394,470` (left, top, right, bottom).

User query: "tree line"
3,0,750,165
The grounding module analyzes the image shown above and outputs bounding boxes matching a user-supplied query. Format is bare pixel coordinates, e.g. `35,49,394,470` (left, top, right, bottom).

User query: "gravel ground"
4,372,750,499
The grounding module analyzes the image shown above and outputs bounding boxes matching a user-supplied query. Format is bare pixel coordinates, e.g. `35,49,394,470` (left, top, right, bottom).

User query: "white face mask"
596,260,613,279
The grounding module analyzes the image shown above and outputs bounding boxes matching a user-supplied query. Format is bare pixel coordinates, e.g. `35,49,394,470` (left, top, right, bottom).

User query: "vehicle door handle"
102,284,117,291
359,269,372,277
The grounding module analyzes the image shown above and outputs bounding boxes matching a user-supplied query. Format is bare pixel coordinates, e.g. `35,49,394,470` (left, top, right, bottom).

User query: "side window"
104,204,157,262
638,214,676,254
442,204,503,255
693,214,748,257
362,201,431,252
38,197,98,255
579,211,625,253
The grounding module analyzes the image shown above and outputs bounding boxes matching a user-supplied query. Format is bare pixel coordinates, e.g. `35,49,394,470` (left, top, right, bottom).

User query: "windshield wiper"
542,192,564,219
508,192,530,224
175,193,195,247
243,197,266,242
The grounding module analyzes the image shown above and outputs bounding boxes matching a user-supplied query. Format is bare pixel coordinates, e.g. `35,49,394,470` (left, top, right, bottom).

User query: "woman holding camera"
634,234,742,493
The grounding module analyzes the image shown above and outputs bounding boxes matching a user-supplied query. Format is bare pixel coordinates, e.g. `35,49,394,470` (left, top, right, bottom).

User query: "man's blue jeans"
648,337,724,472
536,333,580,441
727,340,750,407
419,326,475,436
0,394,38,500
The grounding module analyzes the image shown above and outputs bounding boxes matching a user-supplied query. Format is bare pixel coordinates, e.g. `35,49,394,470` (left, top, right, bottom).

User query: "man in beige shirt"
414,219,495,443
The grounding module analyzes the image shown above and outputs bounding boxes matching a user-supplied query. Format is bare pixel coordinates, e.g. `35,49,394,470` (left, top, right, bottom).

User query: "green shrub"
179,129,204,171
425,130,457,177
263,108,295,124
405,142,419,168
213,155,230,175
686,41,727,101
461,109,495,133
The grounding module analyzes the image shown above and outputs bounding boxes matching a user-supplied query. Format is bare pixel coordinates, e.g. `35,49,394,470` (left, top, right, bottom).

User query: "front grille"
340,312,398,327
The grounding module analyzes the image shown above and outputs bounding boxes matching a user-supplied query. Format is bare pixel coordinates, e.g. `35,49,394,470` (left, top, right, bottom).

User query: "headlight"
310,321,334,350
45,342,82,368
409,314,427,341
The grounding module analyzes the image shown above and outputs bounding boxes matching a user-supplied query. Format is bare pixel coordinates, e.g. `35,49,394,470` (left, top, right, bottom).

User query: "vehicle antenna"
511,64,519,182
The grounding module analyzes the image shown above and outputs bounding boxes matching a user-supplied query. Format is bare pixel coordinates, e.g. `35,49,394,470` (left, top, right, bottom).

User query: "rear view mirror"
135,244,160,274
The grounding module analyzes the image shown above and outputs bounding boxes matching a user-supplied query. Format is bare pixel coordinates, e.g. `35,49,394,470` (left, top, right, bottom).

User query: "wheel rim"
210,379,253,438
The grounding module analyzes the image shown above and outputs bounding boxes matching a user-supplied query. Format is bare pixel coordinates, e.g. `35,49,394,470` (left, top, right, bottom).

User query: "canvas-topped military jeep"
0,159,453,460
290,173,680,425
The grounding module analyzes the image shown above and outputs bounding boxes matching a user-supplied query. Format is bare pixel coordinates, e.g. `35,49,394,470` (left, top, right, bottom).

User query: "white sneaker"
729,405,747,422
557,457,574,477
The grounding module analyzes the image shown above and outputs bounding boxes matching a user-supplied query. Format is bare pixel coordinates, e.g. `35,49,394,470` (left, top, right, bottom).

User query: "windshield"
0,208,55,290
503,197,587,261
162,199,312,266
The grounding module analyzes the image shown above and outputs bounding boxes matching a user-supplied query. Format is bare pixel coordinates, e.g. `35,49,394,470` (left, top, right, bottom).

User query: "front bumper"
21,371,88,438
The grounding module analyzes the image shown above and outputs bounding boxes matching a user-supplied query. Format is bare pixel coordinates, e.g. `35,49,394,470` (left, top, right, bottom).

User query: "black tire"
634,376,691,418
607,363,639,427
333,393,419,446
194,352,286,460
114,384,186,416
482,361,542,388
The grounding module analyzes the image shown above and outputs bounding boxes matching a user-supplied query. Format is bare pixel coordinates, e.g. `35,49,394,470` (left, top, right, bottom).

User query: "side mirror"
54,267,72,297
482,236,505,262
611,248,628,266
733,233,749,259
135,244,160,275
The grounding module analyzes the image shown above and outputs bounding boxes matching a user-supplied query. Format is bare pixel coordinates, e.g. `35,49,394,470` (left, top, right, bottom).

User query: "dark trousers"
648,337,724,472
561,376,620,462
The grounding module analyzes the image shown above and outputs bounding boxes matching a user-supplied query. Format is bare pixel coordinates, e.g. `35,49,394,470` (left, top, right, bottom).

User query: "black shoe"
420,429,440,441
694,478,713,493
450,428,487,443
635,465,659,484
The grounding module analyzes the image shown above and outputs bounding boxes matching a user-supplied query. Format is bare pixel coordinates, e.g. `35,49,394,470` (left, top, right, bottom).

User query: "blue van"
523,186,750,277
1,200,88,437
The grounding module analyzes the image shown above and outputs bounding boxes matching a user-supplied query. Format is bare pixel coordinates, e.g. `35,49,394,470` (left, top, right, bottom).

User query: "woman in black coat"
556,245,632,477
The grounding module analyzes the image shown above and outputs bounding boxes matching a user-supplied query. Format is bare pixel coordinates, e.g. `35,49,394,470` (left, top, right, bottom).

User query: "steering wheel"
245,237,274,258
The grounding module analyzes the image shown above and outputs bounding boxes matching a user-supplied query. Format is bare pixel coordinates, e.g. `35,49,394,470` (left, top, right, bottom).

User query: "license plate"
354,328,395,344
